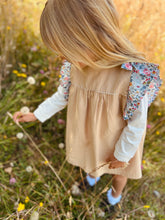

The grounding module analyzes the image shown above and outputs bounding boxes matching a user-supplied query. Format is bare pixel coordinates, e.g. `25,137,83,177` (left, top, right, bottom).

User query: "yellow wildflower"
59,75,61,78
16,73,22,77
21,64,27,68
39,202,43,207
143,205,150,208
7,26,11,30
44,160,49,165
154,52,158,56
20,73,27,78
41,81,46,86
156,131,160,135
161,98,165,102
3,135,7,139
25,196,30,203
157,112,162,116
17,203,25,212
142,160,146,164
13,70,18,74
16,73,27,78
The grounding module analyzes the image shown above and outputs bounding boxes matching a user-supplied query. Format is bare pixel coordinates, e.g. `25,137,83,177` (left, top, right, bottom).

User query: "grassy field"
0,0,165,219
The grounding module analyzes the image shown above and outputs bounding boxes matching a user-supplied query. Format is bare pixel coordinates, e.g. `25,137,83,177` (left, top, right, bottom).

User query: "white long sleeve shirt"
33,63,149,163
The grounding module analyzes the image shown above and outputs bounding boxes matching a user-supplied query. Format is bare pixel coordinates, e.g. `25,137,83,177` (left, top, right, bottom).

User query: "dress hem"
66,157,142,180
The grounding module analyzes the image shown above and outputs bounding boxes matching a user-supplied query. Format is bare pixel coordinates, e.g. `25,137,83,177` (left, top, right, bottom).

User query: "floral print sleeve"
121,62,163,120
59,60,72,101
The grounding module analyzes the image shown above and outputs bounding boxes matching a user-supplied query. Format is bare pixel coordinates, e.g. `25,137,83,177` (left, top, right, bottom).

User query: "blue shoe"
79,174,100,191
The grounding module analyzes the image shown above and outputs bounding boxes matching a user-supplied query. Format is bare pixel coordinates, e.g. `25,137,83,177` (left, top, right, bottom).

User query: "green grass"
1,0,165,217
0,60,165,219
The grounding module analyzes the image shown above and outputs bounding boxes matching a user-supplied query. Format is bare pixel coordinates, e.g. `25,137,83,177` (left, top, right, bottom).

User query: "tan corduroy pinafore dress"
65,63,147,179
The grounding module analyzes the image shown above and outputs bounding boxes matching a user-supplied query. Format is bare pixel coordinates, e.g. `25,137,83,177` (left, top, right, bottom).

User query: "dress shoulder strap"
121,62,163,120
59,60,72,101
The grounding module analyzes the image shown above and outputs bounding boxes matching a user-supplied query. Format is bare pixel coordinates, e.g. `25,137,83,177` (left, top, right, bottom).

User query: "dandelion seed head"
20,106,30,114
58,143,65,149
27,76,36,85
16,132,24,139
26,166,33,172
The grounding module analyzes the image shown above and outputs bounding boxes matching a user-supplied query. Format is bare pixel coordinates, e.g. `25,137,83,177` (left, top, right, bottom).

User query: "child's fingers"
13,112,24,122
13,112,22,121
108,161,126,169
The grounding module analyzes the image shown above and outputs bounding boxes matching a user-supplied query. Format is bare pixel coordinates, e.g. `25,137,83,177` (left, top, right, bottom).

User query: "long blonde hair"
40,0,148,71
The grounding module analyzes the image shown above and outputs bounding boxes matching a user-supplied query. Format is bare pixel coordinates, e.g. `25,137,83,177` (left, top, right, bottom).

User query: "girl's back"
13,0,163,211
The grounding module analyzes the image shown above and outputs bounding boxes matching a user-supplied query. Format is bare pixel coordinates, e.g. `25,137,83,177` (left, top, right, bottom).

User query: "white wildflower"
71,182,81,195
153,190,161,198
27,76,36,85
66,211,72,218
147,210,155,218
58,143,65,149
20,106,30,114
26,166,33,172
4,167,12,174
31,46,38,52
16,132,24,139
22,68,26,73
153,100,160,106
6,64,13,68
96,208,105,217
10,162,14,167
30,211,39,220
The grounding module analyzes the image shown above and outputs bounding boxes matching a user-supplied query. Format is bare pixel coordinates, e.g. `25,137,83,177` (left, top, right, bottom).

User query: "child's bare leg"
111,174,127,198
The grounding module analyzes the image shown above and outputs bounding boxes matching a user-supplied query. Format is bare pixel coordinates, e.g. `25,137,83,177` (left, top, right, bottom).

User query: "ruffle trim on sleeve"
121,62,163,120
59,60,72,101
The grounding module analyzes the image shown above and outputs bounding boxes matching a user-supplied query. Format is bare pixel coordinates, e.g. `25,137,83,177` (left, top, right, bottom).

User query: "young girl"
13,0,163,210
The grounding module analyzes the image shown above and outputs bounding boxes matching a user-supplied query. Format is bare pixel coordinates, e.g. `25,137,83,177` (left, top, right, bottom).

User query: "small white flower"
147,210,155,218
6,64,13,68
58,143,65,149
96,208,105,217
20,106,30,114
4,167,12,174
22,68,26,73
71,182,81,195
16,132,24,139
30,211,39,220
10,162,14,167
27,76,36,85
153,190,161,198
26,166,33,172
66,211,72,218
31,46,38,52
153,100,160,106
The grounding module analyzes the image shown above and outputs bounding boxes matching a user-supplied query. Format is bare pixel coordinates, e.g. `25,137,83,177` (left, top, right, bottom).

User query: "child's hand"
13,111,38,123
106,153,129,169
